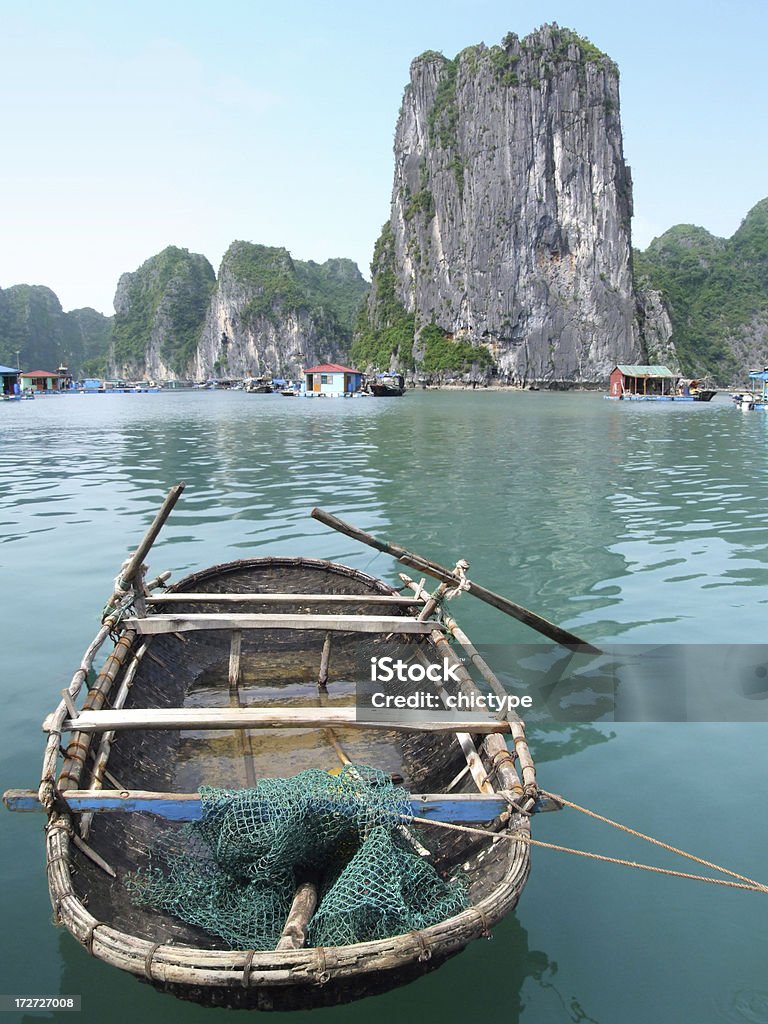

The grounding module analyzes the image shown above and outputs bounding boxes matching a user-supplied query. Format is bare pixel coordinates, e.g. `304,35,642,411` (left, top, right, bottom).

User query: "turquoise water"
1,390,767,1023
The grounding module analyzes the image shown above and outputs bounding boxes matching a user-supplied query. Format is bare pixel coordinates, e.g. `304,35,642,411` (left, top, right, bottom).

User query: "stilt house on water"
0,365,20,396
19,370,65,393
608,365,677,399
303,364,363,397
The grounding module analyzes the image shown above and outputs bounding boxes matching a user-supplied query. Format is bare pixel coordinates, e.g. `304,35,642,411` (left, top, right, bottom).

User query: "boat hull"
45,557,530,1009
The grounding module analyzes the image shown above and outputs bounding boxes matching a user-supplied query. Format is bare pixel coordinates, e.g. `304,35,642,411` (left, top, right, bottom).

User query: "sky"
2,0,766,315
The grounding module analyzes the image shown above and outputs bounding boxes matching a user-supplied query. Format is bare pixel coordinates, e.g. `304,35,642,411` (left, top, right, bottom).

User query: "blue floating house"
0,365,20,397
303,363,363,397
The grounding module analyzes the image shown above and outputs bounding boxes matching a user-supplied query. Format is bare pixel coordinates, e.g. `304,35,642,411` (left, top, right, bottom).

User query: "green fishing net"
125,765,468,950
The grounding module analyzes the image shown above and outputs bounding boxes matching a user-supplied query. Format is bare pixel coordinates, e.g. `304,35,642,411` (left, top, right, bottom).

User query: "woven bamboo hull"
45,557,531,1010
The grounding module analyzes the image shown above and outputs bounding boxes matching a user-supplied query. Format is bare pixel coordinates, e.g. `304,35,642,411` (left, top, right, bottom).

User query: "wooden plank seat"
123,613,441,635
3,788,513,823
44,707,512,735
146,593,420,605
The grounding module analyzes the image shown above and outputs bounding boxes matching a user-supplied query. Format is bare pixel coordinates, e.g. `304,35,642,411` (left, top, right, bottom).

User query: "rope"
407,815,768,895
444,559,470,601
539,789,767,891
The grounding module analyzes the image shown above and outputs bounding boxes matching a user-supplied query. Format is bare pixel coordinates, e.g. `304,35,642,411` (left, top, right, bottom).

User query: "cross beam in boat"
44,707,512,735
146,593,420,606
123,613,440,635
3,788,514,823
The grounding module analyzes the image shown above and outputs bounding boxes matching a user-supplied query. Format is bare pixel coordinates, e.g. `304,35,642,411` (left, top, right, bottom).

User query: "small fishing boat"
733,369,768,409
244,377,275,394
675,378,717,402
4,487,592,1010
369,373,406,397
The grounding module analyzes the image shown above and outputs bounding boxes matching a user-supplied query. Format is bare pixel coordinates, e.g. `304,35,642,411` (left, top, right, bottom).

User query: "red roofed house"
302,363,363,397
20,370,64,393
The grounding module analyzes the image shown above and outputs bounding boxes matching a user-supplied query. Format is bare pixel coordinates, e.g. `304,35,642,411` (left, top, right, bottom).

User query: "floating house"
20,370,65,393
0,365,20,396
608,365,677,399
303,363,363,397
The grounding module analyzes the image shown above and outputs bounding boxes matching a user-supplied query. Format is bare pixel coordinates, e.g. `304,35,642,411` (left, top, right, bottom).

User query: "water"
1,390,767,1023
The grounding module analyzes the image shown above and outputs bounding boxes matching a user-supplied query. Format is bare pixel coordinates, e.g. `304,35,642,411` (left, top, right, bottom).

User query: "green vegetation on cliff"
110,246,215,375
353,226,492,375
352,224,415,369
0,284,111,374
418,323,492,375
227,244,306,327
295,257,368,331
633,199,768,378
225,242,367,345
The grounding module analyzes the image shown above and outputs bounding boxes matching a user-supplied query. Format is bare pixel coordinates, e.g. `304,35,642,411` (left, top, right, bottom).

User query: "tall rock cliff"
358,24,670,382
108,242,368,380
634,199,768,381
0,284,111,374
110,246,216,379
195,242,367,379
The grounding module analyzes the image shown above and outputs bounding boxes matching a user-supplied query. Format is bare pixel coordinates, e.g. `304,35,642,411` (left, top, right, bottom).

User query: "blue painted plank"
3,789,512,823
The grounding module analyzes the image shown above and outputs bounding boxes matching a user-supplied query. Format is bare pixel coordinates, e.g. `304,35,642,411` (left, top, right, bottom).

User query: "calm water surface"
1,390,767,1023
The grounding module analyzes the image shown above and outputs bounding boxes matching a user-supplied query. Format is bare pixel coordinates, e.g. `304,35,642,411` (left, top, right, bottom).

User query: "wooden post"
275,880,318,950
228,631,243,691
226,630,256,788
318,632,332,690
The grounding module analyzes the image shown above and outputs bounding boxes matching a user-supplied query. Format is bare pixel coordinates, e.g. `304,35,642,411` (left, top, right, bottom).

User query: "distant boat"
244,378,274,394
733,368,768,409
369,373,406,397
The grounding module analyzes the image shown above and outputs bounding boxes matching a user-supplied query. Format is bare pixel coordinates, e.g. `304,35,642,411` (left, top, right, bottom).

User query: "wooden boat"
4,487,593,1010
244,377,275,394
369,373,406,397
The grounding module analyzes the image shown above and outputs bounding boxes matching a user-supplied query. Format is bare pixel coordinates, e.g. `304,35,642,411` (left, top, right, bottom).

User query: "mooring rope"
408,811,768,895
537,789,767,890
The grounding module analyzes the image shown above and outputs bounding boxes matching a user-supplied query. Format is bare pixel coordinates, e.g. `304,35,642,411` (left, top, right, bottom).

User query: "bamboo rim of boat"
42,552,532,990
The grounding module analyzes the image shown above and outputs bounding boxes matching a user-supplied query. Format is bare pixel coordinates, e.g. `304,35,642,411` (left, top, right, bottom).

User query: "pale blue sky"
2,0,766,314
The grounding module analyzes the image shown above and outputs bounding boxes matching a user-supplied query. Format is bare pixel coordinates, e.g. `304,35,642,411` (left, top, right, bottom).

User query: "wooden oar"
310,507,599,653
104,482,186,612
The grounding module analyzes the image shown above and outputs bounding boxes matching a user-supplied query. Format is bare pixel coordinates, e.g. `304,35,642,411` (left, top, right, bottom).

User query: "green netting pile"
125,765,468,950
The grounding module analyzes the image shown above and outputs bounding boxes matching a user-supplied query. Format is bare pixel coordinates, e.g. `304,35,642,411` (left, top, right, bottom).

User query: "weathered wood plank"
4,788,511,822
124,613,438,635
276,881,318,950
44,707,511,735
146,593,417,605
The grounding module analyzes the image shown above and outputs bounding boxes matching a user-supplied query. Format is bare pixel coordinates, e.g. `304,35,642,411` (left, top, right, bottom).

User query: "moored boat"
733,369,768,409
244,377,275,394
369,373,406,397
1,486,592,1010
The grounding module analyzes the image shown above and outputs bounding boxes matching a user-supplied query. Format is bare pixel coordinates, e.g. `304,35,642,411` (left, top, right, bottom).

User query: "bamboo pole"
310,508,599,652
103,482,185,613
80,641,150,838
57,631,137,793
